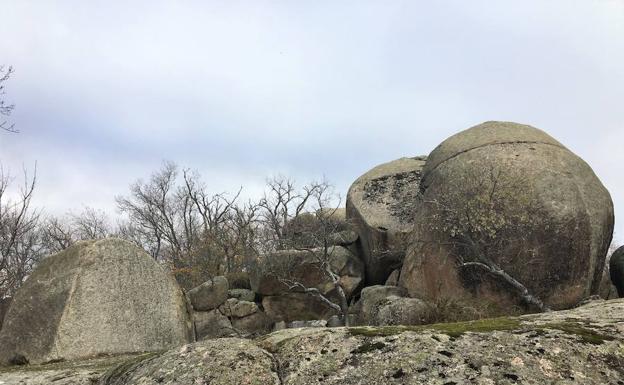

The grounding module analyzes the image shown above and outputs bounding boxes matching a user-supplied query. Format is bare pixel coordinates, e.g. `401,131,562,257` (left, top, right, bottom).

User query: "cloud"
0,0,622,239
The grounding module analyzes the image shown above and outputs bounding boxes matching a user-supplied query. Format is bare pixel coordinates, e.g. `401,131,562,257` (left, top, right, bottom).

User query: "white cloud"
0,0,622,238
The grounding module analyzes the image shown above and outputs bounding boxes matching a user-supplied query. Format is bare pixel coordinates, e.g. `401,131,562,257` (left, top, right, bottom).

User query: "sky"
0,1,623,241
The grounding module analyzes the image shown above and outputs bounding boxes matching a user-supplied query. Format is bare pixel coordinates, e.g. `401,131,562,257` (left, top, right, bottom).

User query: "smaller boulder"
385,269,400,286
228,288,256,302
188,276,229,311
0,297,12,331
231,312,272,336
262,293,338,323
610,246,624,297
326,315,344,327
287,320,327,328
219,298,259,318
350,285,427,326
194,310,235,340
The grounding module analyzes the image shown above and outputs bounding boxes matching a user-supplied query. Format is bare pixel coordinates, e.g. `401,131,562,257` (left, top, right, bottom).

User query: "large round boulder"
346,156,427,284
400,121,614,312
0,239,193,365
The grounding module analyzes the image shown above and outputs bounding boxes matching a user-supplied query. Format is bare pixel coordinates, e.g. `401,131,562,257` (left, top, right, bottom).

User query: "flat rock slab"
4,299,624,384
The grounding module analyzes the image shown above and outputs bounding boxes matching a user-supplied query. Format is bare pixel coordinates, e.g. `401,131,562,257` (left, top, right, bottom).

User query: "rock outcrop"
0,239,193,365
609,246,624,297
5,299,618,384
251,246,363,322
187,276,229,311
400,122,614,312
346,156,427,284
100,339,281,385
349,285,427,326
0,296,11,331
262,292,339,323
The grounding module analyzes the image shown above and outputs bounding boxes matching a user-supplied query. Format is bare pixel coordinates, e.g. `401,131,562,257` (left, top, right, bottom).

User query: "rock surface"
228,288,256,302
350,285,428,326
7,299,622,384
0,296,11,331
262,292,339,323
400,122,614,312
3,299,624,384
99,339,281,385
0,239,193,365
347,156,427,284
610,246,624,297
193,309,235,340
251,246,363,299
187,276,229,311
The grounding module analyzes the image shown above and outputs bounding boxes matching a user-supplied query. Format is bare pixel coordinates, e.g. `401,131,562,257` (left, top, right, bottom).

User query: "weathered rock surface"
231,311,272,336
0,239,193,365
347,156,427,284
0,354,153,385
4,300,624,384
193,309,235,340
0,296,11,331
287,319,327,328
219,298,259,318
400,122,614,312
99,339,281,385
609,246,624,297
350,285,428,326
385,269,400,286
262,292,339,323
187,276,229,311
228,288,256,302
282,209,354,249
251,246,363,299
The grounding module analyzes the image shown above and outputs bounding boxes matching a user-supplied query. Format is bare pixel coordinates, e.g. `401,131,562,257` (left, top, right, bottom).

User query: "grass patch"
348,317,522,338
539,322,615,345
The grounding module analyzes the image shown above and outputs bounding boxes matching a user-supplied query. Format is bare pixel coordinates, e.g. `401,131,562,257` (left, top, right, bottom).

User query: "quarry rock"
187,276,229,311
400,121,614,313
250,246,364,300
0,239,192,365
346,156,427,284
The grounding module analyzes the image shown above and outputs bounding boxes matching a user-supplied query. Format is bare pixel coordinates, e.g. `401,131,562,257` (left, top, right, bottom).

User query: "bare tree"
0,165,42,298
40,216,74,254
70,207,111,240
416,165,551,312
259,177,352,324
116,162,263,289
0,65,16,133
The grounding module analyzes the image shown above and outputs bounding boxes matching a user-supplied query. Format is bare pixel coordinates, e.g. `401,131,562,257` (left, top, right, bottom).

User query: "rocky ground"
2,299,624,385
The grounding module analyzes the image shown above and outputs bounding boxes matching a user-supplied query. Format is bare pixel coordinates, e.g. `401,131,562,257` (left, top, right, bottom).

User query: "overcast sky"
1,1,623,240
